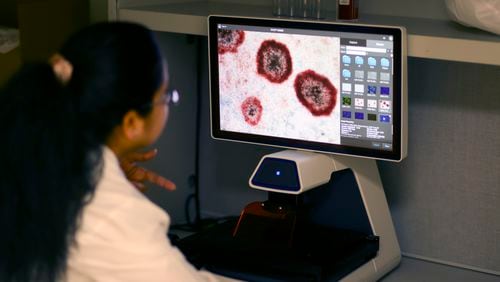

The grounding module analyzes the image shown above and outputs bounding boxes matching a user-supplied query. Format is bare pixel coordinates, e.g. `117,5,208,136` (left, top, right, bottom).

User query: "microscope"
178,15,407,281
178,150,401,281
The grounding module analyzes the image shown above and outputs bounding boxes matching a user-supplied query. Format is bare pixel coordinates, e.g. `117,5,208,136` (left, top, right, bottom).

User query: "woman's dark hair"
0,22,165,282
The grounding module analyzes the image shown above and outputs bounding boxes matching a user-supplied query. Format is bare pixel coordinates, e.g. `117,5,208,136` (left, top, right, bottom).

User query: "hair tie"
49,54,73,85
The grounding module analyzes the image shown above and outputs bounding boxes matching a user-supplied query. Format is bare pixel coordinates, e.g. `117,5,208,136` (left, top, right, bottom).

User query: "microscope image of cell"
218,31,340,144
218,30,245,54
256,39,293,83
241,96,263,126
294,70,338,116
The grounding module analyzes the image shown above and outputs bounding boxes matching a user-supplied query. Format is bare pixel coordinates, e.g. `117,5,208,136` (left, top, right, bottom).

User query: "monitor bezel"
208,15,407,162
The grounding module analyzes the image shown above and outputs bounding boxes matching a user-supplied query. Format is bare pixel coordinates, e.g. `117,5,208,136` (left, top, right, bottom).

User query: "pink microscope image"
217,29,341,145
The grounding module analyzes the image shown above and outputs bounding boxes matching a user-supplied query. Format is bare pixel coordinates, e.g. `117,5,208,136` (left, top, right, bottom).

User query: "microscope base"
177,218,379,282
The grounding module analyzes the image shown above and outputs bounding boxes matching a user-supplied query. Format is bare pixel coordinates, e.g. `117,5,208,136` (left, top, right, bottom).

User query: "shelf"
118,2,500,66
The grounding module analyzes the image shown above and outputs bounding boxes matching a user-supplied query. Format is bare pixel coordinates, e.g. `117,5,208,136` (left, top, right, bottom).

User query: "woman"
0,22,234,282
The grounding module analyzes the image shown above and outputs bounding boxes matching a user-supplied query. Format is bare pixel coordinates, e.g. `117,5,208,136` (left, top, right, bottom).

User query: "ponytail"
0,63,101,282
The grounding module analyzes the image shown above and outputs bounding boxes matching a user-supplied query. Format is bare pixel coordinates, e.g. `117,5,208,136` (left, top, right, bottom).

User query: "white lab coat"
66,147,237,282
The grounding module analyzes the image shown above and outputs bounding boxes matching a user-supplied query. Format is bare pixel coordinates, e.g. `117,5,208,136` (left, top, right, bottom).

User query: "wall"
1,0,88,87
89,0,108,23
0,0,19,86
17,0,89,62
0,0,18,27
380,58,500,272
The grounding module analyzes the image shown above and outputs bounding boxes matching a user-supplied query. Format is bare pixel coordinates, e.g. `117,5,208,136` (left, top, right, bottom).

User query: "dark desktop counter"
170,223,499,282
175,218,379,281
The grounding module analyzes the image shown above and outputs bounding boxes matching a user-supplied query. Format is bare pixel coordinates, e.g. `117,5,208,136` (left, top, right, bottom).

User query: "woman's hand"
119,149,176,192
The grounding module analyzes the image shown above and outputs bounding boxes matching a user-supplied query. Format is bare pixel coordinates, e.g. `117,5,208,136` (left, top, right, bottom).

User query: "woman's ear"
121,110,145,141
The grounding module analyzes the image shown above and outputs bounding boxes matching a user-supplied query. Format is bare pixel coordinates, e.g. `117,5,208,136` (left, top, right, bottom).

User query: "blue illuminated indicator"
275,170,281,176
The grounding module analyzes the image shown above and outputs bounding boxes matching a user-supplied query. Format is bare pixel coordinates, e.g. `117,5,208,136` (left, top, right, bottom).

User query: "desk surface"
171,228,499,281
381,257,500,282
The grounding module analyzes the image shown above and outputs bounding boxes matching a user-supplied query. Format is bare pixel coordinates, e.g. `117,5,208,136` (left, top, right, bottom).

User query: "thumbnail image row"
342,55,390,68
342,111,391,122
342,83,390,95
342,69,391,81
342,97,392,112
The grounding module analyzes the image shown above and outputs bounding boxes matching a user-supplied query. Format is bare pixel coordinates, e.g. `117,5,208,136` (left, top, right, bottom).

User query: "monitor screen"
208,15,407,161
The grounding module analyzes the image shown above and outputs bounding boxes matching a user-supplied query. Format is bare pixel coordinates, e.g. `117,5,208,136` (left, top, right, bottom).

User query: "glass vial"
290,0,323,19
337,0,358,20
289,0,303,17
306,0,322,19
273,0,290,16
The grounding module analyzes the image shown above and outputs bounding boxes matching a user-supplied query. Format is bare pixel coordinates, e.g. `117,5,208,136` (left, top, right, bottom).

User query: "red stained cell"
256,40,293,83
241,96,263,126
218,30,245,54
294,70,338,116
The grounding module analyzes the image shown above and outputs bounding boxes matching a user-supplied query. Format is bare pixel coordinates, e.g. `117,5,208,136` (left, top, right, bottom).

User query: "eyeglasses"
143,88,180,110
160,88,180,107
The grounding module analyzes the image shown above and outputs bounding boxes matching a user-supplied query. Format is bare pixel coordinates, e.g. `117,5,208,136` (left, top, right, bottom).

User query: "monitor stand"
319,152,401,281
177,150,401,281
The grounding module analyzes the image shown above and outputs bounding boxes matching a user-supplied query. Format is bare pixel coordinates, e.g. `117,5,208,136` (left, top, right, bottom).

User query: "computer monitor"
208,15,407,162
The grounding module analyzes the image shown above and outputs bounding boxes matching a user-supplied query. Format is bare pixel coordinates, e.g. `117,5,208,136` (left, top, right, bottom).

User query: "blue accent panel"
251,157,300,192
303,168,373,235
